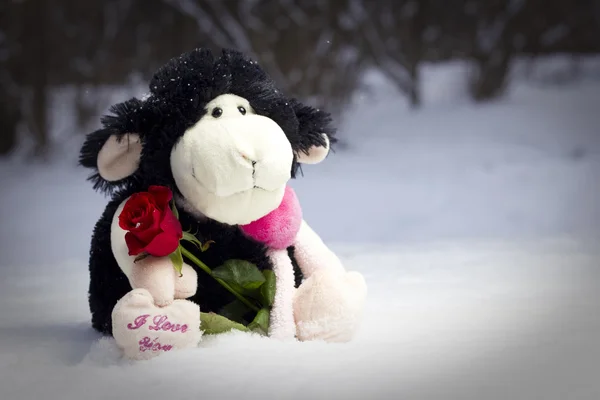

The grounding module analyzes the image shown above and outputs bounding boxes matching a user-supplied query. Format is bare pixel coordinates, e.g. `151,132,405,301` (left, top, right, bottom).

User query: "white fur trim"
97,133,141,181
170,94,293,225
293,268,367,343
173,264,198,300
292,219,345,278
291,219,367,342
130,257,175,307
111,198,137,280
297,134,330,164
266,249,297,340
111,197,197,306
112,288,202,360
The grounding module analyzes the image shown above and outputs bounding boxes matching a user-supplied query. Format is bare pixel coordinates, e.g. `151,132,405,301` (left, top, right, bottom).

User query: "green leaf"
182,231,203,249
169,246,184,277
248,308,270,336
181,232,215,253
212,260,266,291
184,227,199,236
200,312,249,335
200,240,215,252
170,200,179,219
219,299,253,324
259,270,276,307
133,252,149,263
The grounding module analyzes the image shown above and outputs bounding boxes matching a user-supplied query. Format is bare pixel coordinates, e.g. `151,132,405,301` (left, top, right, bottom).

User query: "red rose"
118,185,183,257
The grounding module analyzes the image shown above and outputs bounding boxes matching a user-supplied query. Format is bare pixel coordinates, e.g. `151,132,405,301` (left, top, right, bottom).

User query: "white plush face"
95,93,331,226
170,94,293,225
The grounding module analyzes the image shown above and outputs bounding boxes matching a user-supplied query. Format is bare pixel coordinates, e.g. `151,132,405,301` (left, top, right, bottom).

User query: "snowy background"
1,54,599,399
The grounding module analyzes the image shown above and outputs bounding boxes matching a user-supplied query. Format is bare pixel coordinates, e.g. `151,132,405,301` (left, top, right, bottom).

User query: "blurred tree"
347,0,426,108
0,1,21,155
1,0,203,157
465,0,526,101
163,0,365,117
465,0,600,100
0,0,598,157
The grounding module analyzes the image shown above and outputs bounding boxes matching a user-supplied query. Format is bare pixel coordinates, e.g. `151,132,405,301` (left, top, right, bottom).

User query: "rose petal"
118,187,178,257
129,203,157,232
148,186,173,210
160,207,183,239
133,209,163,244
143,231,180,257
119,193,153,230
119,208,136,231
124,232,146,256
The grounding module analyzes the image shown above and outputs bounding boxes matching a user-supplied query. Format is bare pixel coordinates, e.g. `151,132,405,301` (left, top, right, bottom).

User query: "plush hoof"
112,288,202,360
130,257,198,307
174,263,198,300
293,268,367,343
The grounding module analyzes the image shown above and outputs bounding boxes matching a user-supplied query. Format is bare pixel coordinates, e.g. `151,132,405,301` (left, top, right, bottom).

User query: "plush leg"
174,263,198,300
111,196,198,305
266,248,297,340
292,220,367,342
112,289,202,361
130,256,198,306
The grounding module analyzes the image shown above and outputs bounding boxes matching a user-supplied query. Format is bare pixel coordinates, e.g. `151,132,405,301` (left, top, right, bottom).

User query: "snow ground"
1,56,599,399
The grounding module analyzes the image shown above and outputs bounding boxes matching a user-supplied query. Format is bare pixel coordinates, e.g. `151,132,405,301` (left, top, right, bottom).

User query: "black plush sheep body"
80,48,367,360
87,188,303,335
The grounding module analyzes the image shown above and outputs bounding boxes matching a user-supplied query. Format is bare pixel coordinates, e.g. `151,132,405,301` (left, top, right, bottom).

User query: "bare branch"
162,0,231,48
205,0,253,52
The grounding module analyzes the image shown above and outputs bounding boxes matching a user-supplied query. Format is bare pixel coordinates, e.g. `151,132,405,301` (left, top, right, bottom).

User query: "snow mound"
1,57,599,399
1,241,599,400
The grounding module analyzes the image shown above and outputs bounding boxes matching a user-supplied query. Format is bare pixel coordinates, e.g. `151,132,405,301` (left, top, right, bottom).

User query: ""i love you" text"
127,314,189,333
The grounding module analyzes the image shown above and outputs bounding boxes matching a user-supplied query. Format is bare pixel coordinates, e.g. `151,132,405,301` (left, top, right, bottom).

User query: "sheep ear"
97,133,142,181
79,128,142,193
297,133,330,164
289,98,336,166
79,97,147,193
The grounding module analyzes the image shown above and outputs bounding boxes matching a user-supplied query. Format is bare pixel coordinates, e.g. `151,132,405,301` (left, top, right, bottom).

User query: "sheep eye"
238,106,247,115
211,107,223,118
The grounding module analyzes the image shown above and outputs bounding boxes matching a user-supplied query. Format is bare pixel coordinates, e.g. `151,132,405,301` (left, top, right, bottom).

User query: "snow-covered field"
1,57,599,399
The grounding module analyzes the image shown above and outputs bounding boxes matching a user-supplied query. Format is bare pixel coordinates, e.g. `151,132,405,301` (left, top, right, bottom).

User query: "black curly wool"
81,48,331,335
88,187,283,334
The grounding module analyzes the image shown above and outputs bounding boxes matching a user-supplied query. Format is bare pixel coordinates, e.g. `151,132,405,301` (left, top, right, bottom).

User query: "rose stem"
180,246,260,313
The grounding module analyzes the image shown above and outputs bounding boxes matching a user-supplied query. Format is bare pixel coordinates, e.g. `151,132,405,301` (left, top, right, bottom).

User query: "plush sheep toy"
79,48,367,360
